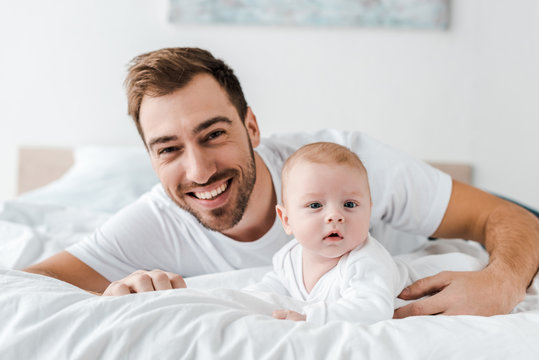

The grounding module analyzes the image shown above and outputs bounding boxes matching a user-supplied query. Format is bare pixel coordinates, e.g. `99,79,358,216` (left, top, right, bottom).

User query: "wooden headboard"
16,147,472,195
17,148,74,195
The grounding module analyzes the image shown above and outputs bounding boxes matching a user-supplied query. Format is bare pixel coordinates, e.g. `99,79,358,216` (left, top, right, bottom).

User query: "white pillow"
18,146,159,213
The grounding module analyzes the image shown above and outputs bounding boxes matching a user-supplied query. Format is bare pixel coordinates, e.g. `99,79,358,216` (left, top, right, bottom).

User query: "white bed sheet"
2,266,539,359
2,146,539,359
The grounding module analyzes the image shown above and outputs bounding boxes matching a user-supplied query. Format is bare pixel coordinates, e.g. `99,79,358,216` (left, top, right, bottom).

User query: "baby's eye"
344,201,357,208
308,202,322,209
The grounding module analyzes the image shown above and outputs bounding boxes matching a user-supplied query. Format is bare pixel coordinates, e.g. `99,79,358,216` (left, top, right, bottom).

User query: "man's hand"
399,179,539,318
272,309,306,321
103,269,186,296
393,268,526,318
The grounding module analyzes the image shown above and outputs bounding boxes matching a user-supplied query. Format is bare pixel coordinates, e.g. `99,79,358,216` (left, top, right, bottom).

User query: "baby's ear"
275,204,293,235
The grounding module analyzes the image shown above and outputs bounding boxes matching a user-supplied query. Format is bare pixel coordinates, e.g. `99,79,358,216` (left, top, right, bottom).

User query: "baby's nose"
325,212,344,224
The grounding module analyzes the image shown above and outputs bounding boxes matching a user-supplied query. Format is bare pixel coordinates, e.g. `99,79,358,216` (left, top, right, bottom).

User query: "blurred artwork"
169,0,450,29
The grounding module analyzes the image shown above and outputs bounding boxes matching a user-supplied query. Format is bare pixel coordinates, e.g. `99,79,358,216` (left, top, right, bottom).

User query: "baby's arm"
304,243,402,325
245,239,297,296
246,270,308,320
244,270,290,296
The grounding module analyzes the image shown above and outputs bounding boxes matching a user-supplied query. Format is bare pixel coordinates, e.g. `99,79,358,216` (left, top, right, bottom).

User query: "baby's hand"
272,309,306,321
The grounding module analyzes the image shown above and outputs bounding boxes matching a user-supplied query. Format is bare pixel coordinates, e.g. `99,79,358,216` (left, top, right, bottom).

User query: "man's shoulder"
260,129,385,161
103,183,186,228
262,128,364,147
116,183,170,214
97,183,215,252
144,183,176,208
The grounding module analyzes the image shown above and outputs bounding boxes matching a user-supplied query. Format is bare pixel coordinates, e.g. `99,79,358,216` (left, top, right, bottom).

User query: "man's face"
277,161,372,260
139,74,260,232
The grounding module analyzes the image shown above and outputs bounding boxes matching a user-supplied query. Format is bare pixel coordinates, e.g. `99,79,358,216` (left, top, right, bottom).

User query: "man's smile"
184,178,234,210
190,179,230,200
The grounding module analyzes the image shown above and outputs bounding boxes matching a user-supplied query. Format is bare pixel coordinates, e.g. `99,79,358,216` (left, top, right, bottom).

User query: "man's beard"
174,142,257,232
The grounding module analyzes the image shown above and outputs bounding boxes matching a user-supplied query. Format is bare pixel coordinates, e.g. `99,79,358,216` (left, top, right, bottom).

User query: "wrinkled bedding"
2,202,539,360
2,266,539,359
2,147,539,359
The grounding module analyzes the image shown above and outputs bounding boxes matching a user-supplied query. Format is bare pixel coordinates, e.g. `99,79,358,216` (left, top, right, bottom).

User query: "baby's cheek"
350,229,369,249
294,225,320,244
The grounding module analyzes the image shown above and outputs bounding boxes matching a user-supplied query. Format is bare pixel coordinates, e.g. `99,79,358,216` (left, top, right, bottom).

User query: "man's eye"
158,146,178,155
308,202,322,209
207,130,225,140
344,201,357,208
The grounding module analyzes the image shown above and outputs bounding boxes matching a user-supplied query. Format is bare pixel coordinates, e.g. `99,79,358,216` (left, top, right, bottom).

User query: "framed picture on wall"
169,0,450,30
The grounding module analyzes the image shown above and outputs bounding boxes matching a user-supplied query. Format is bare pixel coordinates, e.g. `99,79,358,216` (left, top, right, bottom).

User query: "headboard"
17,148,74,195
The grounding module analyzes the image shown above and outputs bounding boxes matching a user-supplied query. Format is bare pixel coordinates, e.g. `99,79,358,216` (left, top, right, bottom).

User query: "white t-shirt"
67,129,452,281
248,234,408,325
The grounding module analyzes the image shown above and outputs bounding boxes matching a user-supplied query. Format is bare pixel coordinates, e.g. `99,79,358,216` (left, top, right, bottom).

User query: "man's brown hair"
125,47,247,142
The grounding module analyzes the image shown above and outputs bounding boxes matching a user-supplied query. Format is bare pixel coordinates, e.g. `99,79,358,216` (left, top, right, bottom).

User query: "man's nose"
184,148,216,185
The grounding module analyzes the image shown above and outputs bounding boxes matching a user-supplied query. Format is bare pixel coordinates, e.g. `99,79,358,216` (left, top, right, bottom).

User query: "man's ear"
276,204,293,235
244,107,260,148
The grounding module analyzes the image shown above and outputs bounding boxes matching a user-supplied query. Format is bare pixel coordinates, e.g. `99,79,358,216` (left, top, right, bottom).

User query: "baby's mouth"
323,230,343,240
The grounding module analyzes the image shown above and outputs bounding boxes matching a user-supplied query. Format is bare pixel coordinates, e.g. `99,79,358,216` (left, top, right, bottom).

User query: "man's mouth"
189,179,230,200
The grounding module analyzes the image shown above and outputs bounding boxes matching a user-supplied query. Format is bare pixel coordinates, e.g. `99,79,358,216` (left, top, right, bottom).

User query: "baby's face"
278,161,372,260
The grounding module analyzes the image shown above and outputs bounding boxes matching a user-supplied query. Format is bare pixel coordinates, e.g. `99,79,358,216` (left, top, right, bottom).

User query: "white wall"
1,0,538,209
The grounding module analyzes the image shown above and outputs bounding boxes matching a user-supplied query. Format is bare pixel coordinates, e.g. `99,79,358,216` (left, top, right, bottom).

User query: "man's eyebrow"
148,135,178,151
193,116,232,135
147,117,232,151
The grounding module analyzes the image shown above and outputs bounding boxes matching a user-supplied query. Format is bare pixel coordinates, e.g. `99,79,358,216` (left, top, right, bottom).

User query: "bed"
2,145,539,359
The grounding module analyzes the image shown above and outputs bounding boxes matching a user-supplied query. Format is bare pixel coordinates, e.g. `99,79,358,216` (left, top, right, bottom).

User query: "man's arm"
24,251,186,296
394,180,539,317
24,251,111,294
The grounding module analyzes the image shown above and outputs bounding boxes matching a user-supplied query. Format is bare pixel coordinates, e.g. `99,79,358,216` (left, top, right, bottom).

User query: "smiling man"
141,75,265,237
25,47,539,317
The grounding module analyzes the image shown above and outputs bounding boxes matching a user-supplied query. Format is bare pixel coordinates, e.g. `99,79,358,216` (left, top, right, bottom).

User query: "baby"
249,142,484,325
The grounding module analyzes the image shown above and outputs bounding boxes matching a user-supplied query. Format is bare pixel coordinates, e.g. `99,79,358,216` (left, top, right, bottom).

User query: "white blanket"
2,267,539,359
3,149,539,359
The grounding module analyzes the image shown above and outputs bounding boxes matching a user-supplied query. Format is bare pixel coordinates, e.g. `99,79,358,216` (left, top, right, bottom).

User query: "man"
24,47,539,318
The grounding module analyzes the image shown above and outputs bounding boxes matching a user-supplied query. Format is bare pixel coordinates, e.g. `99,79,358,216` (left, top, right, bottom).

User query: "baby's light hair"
281,142,370,205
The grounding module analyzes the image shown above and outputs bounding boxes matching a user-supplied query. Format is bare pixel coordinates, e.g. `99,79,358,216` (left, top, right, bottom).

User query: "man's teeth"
194,182,228,200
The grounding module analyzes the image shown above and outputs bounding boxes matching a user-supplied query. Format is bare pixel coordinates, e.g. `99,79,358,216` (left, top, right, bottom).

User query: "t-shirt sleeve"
66,195,170,281
346,131,452,236
244,270,290,296
245,239,298,296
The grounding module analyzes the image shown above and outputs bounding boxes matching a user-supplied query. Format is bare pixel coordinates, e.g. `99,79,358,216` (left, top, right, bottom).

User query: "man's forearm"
23,266,104,295
483,202,539,293
23,266,65,282
433,181,539,291
22,250,111,294
396,181,539,316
